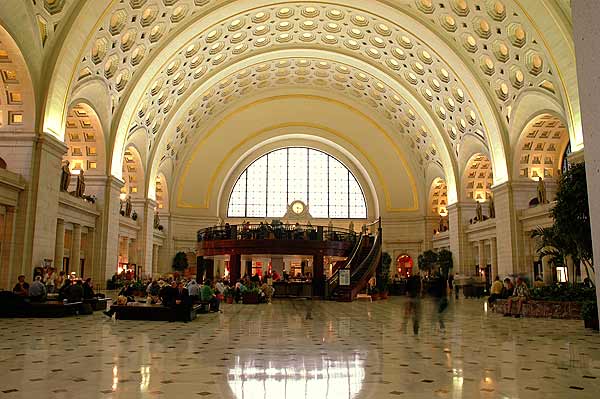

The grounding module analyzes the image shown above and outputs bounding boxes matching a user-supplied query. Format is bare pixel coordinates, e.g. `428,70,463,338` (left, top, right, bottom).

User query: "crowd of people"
12,271,101,304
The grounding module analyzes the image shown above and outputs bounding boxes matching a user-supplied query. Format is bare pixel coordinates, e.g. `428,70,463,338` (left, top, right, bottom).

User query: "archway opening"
396,255,414,278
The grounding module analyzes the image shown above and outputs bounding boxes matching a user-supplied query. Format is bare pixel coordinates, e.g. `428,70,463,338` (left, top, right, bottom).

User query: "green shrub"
581,301,598,321
529,284,596,302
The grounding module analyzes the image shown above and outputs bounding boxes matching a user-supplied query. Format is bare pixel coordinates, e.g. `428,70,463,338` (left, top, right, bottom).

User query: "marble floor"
0,297,599,399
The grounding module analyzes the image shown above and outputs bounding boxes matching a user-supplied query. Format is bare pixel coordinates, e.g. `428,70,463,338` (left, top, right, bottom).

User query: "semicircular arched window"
227,147,367,219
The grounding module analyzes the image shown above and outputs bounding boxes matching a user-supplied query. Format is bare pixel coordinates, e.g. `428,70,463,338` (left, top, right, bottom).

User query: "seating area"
109,302,204,321
491,299,583,319
0,292,84,318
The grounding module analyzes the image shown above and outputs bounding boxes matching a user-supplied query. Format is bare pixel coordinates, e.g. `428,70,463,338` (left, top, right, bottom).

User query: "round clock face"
291,201,305,214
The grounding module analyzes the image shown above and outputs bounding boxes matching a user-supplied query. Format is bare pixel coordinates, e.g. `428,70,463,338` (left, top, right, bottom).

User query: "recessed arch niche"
121,146,145,200
514,113,570,181
464,154,493,203
63,103,106,179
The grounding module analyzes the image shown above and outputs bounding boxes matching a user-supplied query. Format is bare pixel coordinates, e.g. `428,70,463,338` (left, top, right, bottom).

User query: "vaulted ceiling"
0,0,578,211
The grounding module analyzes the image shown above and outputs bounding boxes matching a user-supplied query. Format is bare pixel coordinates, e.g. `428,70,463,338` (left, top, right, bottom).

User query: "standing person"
453,273,461,299
45,267,56,294
54,271,65,292
12,275,30,297
430,275,448,331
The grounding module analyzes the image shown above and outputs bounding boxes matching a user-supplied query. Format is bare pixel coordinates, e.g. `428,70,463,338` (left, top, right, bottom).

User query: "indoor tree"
172,251,189,272
532,163,594,283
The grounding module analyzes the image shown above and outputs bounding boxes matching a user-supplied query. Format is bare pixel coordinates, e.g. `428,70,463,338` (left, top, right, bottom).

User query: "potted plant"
224,287,235,304
582,301,599,331
242,286,261,304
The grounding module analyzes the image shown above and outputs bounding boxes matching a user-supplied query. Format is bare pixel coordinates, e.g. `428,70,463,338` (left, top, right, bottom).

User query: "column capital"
106,175,125,191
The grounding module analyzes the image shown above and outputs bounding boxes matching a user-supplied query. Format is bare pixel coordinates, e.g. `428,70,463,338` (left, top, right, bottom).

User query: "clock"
291,201,305,215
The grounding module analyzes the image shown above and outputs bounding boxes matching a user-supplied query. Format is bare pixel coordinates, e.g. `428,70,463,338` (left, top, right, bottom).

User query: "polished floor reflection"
0,297,599,398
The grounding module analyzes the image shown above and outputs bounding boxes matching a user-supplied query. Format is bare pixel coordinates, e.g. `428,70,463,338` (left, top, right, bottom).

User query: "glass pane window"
227,147,367,219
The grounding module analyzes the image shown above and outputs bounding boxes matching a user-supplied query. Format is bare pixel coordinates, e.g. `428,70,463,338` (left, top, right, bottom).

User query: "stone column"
140,199,157,276
121,236,129,264
1,206,17,290
312,253,325,297
448,203,469,275
490,237,498,280
492,183,521,276
478,240,485,270
29,134,68,277
571,0,600,317
152,244,159,276
71,224,82,276
229,253,241,284
97,177,124,284
54,219,65,272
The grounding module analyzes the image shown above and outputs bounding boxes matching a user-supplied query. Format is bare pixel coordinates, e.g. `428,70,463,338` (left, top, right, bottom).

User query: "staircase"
326,219,382,301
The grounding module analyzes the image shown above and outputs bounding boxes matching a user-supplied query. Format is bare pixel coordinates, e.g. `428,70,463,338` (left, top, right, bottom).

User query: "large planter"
584,317,599,331
242,292,259,304
380,291,389,300
226,296,234,304
371,293,380,301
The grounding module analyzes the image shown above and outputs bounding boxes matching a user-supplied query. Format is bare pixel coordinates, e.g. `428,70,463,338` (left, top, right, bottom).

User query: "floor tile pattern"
0,297,599,398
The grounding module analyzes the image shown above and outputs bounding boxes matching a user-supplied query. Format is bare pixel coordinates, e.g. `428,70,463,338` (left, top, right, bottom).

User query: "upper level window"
227,147,367,219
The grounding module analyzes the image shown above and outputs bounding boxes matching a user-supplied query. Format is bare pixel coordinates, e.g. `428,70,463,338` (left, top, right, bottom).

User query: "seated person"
215,279,226,298
487,276,503,304
146,280,161,304
234,280,246,303
13,275,30,297
64,279,84,303
187,279,200,298
504,277,529,318
171,281,191,322
28,275,47,302
260,283,274,304
57,278,72,301
200,280,220,312
82,278,96,299
501,278,514,299
118,282,136,302
160,280,177,307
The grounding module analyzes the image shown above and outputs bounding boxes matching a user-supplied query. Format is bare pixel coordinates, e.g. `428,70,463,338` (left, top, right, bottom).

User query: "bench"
491,299,583,319
84,297,109,311
110,303,203,321
192,299,212,313
0,300,83,318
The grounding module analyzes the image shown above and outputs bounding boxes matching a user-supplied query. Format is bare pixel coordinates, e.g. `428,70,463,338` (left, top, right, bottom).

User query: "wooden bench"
110,303,203,321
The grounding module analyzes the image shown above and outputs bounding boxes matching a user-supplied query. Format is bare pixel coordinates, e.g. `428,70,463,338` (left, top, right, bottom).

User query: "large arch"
104,1,516,205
